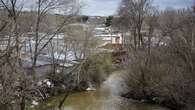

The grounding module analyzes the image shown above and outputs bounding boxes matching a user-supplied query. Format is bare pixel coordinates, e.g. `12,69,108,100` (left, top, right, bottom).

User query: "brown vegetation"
117,0,195,109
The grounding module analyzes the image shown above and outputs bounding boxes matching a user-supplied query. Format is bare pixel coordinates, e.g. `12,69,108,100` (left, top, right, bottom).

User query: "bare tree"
30,0,79,68
122,6,195,109
118,0,153,50
0,0,80,109
0,0,23,60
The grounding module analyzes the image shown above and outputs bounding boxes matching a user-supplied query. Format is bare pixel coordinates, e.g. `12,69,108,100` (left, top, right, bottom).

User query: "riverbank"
30,70,169,110
103,70,177,109
117,69,194,110
102,70,186,110
121,92,185,110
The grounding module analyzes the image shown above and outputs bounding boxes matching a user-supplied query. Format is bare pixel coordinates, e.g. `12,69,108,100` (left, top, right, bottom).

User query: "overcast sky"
81,0,194,16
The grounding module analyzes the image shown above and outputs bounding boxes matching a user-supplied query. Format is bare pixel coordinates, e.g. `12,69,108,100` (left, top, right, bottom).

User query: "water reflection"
37,86,168,110
37,72,169,110
62,88,166,110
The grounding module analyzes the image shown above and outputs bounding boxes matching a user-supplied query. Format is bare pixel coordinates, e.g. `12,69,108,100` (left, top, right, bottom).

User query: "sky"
81,0,194,16
80,0,121,16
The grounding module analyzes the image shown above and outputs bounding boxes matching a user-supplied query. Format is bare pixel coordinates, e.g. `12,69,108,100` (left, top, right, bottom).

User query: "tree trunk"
58,92,69,109
20,96,25,110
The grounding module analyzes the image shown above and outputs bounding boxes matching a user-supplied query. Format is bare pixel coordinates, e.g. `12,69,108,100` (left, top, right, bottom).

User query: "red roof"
101,43,123,50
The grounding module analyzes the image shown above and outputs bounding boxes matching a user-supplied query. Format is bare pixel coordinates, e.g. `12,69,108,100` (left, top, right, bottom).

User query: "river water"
36,72,169,110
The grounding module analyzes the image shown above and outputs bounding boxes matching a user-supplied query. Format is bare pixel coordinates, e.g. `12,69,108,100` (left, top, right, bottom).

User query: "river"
36,71,169,110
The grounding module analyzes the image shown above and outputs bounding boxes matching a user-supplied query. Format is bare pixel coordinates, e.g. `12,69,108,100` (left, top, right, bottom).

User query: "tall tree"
118,0,153,49
31,0,79,67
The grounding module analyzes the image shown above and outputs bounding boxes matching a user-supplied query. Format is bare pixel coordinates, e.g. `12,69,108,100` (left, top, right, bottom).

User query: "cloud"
81,0,121,16
81,0,193,16
17,0,195,16
153,0,194,10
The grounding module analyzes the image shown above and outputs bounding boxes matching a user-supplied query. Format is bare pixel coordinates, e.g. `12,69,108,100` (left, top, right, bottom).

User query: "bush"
124,46,195,109
80,53,115,85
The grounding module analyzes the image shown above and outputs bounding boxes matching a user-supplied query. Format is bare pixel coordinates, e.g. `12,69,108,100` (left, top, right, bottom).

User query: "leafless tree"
0,0,23,60
28,0,80,71
122,5,195,109
118,0,153,50
0,0,81,109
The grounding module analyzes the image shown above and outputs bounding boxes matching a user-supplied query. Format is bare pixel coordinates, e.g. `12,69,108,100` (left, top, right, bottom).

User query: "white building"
93,27,123,46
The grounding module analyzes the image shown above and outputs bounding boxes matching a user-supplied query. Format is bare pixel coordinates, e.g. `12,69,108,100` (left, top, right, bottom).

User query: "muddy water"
36,71,169,110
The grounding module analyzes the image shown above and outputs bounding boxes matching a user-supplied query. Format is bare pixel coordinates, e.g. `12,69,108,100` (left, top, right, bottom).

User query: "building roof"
101,43,123,50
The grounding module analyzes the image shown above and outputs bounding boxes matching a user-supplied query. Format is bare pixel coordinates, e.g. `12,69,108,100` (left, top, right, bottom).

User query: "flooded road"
36,71,169,110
